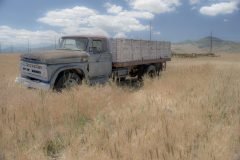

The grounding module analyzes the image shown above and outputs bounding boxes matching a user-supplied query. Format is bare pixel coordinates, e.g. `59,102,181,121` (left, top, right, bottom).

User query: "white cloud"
0,3,158,46
127,0,181,14
88,15,147,32
0,26,59,46
61,27,109,37
114,32,127,38
200,1,239,16
38,6,96,27
38,5,152,36
105,3,123,14
118,10,154,19
189,0,200,5
104,3,154,19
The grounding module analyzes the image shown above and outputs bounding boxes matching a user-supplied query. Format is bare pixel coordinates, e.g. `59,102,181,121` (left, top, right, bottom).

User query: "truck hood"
21,50,89,64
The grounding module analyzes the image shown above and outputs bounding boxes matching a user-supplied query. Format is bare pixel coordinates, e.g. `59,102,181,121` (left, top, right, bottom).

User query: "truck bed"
109,38,171,65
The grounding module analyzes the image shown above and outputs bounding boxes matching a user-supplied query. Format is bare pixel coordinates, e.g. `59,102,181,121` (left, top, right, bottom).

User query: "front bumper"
15,77,51,90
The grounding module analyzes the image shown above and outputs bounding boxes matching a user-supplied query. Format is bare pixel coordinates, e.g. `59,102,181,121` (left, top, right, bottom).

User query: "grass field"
0,54,240,160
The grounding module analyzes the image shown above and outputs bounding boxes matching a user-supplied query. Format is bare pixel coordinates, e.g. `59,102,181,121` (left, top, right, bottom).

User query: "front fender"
49,63,88,88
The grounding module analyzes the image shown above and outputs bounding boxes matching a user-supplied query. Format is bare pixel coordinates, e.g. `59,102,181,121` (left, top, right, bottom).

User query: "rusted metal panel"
112,58,171,68
21,50,89,64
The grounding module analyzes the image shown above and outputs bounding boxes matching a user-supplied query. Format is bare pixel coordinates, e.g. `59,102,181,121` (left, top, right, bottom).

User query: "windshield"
59,38,88,51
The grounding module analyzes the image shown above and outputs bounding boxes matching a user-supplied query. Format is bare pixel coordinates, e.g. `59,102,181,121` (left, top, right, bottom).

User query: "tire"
118,77,126,81
146,65,157,78
54,71,81,91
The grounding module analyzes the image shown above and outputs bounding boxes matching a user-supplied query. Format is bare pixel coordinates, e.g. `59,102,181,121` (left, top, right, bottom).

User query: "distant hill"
172,37,240,54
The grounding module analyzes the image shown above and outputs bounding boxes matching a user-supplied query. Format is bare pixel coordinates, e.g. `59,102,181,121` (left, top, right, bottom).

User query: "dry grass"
0,53,240,160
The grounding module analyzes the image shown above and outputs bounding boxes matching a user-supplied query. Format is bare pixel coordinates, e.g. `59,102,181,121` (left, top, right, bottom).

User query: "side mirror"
89,47,93,53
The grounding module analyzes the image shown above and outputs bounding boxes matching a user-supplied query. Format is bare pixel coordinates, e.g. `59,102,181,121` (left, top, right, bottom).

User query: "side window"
92,40,103,54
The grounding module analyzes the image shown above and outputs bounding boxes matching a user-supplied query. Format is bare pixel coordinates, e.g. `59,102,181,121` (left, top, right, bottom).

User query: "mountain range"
172,37,240,54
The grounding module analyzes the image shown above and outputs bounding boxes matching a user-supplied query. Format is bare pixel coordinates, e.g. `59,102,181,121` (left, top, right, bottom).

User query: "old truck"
15,35,171,90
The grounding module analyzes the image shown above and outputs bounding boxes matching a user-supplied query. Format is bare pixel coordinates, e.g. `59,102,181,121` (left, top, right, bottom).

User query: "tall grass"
0,54,240,160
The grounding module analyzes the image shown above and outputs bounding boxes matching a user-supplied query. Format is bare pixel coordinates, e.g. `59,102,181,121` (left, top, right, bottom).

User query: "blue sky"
0,0,239,46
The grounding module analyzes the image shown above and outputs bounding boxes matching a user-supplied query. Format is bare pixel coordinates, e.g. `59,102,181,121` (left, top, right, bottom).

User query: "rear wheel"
54,71,81,91
146,65,157,78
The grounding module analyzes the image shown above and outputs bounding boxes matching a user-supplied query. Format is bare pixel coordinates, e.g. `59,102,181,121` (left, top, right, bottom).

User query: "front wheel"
54,71,81,91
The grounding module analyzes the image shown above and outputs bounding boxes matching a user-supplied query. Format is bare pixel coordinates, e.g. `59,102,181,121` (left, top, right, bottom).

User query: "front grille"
23,67,30,71
21,61,47,80
32,70,41,74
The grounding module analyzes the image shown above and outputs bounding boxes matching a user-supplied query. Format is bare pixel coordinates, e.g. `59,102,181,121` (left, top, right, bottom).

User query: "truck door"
88,38,112,78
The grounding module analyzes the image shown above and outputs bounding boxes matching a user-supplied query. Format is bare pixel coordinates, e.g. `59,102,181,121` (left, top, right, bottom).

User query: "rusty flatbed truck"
16,35,171,90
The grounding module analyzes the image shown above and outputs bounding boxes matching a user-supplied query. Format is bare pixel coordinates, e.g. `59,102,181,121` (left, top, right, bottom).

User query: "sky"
0,0,239,46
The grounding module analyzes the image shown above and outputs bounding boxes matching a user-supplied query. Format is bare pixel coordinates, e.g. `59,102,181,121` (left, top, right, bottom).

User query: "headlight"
81,57,88,62
41,65,48,79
